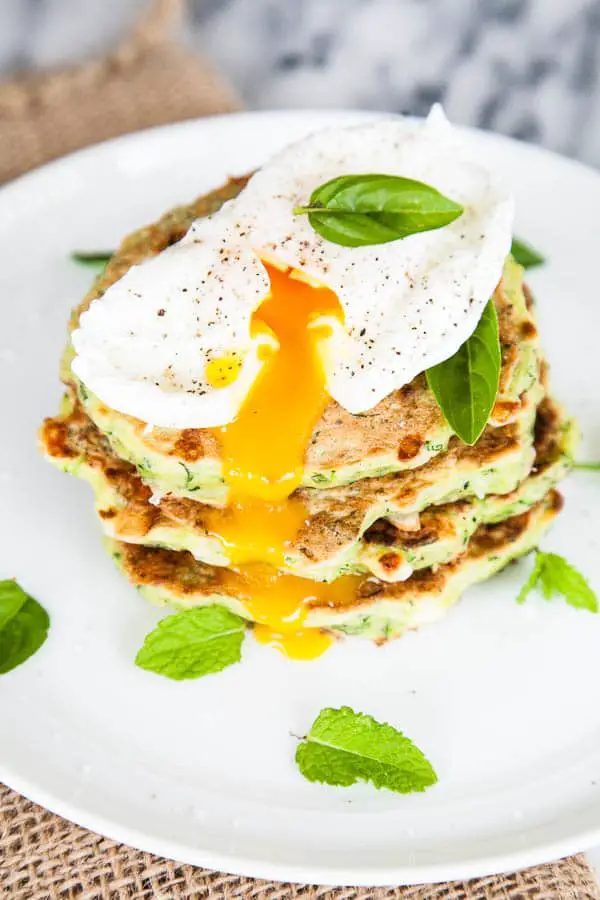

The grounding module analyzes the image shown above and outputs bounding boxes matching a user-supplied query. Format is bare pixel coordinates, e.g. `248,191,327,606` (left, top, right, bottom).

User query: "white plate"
1,111,600,887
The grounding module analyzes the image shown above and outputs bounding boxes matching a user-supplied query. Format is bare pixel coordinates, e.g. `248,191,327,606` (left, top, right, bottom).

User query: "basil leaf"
135,605,246,680
0,581,50,675
0,579,27,631
71,251,113,274
294,174,463,247
511,238,545,269
426,300,501,445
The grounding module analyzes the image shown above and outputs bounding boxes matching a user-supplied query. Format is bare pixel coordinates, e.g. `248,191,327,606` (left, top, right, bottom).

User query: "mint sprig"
517,550,597,612
296,706,437,794
135,605,247,680
0,580,50,674
426,300,501,445
294,174,463,248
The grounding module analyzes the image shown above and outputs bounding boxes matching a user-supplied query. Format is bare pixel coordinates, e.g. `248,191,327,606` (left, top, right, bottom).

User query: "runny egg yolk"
218,563,364,661
213,263,342,502
205,263,358,660
205,354,242,389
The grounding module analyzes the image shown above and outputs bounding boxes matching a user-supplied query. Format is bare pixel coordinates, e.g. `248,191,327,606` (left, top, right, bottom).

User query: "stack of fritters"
40,179,576,641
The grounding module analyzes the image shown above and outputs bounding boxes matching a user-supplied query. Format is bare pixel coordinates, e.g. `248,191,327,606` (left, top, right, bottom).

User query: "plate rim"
6,761,600,886
2,106,599,204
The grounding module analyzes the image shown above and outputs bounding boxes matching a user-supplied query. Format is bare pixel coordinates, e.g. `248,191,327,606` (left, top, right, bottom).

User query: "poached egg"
73,107,513,432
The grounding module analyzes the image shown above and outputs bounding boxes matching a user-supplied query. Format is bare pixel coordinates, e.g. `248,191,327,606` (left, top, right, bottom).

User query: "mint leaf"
511,238,545,269
426,300,501,445
135,605,246,680
516,551,598,612
0,581,50,674
538,552,598,611
296,706,437,794
294,174,463,247
516,553,544,605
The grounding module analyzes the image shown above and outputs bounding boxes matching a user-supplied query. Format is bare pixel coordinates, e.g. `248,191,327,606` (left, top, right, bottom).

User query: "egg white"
72,107,514,429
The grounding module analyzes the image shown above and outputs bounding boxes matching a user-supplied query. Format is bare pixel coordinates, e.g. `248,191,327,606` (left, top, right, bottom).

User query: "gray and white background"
2,0,600,879
2,0,600,167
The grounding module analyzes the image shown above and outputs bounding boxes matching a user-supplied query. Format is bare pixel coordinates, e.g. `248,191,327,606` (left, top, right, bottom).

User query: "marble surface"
189,0,600,169
2,0,600,168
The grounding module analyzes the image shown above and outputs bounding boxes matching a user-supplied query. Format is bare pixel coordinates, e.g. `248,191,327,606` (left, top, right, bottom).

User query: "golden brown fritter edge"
61,176,539,477
40,389,561,571
112,491,562,614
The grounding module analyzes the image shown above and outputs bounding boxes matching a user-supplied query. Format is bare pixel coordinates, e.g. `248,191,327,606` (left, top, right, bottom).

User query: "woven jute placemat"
0,0,239,184
1,783,598,899
0,2,598,897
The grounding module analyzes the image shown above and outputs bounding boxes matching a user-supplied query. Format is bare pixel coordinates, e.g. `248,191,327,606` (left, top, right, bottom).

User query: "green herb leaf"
574,461,600,471
0,579,27,631
294,174,463,247
0,581,50,675
516,553,544,605
511,238,545,269
71,251,113,274
296,706,437,794
135,605,246,680
516,550,598,612
426,300,501,445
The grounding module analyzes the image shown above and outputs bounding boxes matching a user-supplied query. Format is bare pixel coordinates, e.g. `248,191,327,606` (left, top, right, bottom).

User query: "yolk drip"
213,263,342,502
219,564,364,659
205,495,307,568
253,625,334,660
207,263,352,660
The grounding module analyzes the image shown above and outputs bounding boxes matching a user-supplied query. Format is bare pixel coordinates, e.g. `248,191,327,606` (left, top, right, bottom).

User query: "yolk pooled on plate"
206,263,358,659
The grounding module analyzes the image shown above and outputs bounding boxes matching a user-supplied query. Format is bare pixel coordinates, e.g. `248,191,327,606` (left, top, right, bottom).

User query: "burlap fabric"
1,784,598,899
0,2,598,897
0,0,239,184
